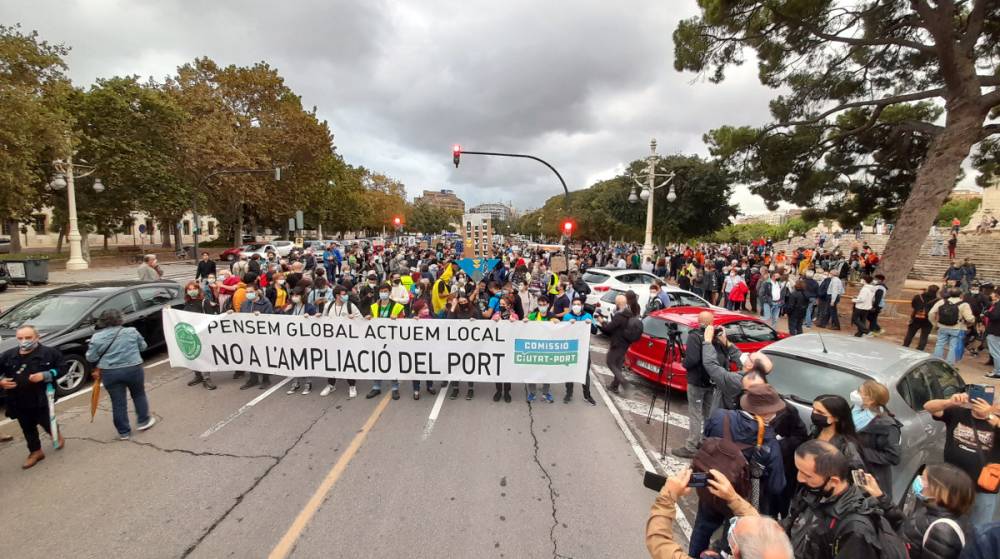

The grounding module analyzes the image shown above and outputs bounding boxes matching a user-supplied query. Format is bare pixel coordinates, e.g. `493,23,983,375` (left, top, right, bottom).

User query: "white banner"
163,309,591,384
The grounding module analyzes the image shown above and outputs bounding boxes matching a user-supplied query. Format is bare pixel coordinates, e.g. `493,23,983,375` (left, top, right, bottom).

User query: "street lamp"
627,138,677,260
49,159,106,270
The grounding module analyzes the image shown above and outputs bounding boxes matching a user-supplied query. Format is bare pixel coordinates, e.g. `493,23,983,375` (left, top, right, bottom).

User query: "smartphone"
643,471,666,492
968,384,996,405
851,469,867,487
689,472,710,488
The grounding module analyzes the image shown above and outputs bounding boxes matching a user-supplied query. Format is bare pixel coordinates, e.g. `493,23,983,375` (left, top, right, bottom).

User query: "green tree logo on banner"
174,322,202,359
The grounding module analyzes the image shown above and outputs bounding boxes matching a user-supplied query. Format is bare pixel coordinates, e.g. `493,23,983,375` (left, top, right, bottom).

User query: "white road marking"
592,370,692,538
199,377,291,438
612,396,690,431
420,385,448,440
0,355,173,429
590,345,608,354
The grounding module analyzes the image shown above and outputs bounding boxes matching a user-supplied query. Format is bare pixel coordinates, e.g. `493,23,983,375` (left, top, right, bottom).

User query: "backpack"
623,315,644,343
831,512,909,559
692,413,763,515
938,300,961,326
922,518,965,549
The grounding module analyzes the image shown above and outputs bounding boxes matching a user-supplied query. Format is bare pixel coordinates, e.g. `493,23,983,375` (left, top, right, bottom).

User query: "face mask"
393,279,400,284
803,477,833,498
912,476,928,501
369,282,377,288
539,305,549,313
379,293,389,300
339,294,350,302
245,292,257,301
572,305,583,314
414,288,421,295
18,340,37,352
187,289,201,297
292,296,302,304
810,412,830,428
849,390,864,408
208,278,216,284
277,279,285,286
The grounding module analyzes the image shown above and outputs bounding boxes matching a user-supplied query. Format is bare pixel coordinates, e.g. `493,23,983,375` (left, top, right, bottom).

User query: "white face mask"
571,305,583,314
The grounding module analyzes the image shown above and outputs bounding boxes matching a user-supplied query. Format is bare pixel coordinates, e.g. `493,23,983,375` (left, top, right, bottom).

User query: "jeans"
689,501,728,558
763,302,782,327
101,365,150,436
805,298,817,327
933,327,965,364
684,384,715,452
988,335,1000,376
371,380,399,391
970,491,998,526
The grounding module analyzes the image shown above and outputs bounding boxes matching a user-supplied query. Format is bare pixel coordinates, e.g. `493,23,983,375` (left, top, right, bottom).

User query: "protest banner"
163,309,591,384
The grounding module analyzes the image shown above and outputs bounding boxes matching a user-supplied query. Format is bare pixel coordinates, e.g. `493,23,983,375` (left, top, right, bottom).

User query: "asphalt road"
0,335,693,559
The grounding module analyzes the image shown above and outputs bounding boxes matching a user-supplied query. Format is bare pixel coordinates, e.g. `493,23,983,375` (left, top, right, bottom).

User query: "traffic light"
452,144,461,168
561,218,575,237
392,216,403,229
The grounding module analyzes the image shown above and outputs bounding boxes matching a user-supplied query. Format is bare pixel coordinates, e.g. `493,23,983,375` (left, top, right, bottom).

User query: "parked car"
581,268,661,306
268,240,295,257
595,285,712,318
624,307,785,392
761,333,960,504
0,280,183,400
240,243,278,259
218,246,248,262
0,236,10,254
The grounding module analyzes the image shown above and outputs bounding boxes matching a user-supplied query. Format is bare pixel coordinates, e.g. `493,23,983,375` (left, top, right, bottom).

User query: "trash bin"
1,259,49,284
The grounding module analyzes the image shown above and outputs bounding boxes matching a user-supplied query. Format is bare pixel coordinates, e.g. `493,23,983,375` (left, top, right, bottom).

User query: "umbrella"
90,369,102,422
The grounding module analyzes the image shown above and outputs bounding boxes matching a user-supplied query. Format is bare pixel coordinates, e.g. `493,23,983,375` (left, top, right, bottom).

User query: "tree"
407,201,458,234
675,0,1000,296
0,25,73,252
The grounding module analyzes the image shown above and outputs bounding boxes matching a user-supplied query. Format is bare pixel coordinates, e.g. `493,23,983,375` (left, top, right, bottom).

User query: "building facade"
415,189,465,214
461,213,493,258
468,202,514,222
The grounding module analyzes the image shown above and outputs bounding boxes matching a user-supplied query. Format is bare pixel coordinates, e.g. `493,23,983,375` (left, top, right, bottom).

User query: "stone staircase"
790,230,1000,285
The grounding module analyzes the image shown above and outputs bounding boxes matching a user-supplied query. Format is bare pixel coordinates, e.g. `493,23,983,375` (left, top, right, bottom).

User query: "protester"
672,310,718,459
235,284,276,390
595,291,640,395
0,325,65,468
851,275,876,337
367,282,406,400
85,309,156,440
283,287,319,395
137,254,160,281
320,285,361,398
195,251,217,281
961,522,1000,559
904,284,940,351
930,287,976,365
688,384,787,556
561,296,596,405
809,394,865,469
924,392,1000,526
818,270,844,330
447,290,479,400
785,280,808,335
182,281,217,390
759,272,787,328
868,274,887,336
851,380,901,498
860,463,973,559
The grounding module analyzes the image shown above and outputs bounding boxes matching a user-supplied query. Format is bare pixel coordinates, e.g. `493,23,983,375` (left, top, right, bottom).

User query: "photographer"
672,311,719,459
700,325,774,413
646,468,793,559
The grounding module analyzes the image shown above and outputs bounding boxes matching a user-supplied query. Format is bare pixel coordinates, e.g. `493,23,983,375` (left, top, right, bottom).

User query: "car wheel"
56,355,90,397
226,254,235,262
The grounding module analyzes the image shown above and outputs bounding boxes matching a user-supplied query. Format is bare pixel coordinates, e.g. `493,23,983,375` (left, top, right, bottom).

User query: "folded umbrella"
90,369,102,422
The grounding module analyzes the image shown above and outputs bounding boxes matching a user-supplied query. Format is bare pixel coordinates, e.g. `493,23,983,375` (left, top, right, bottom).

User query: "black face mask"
810,412,830,429
803,476,834,498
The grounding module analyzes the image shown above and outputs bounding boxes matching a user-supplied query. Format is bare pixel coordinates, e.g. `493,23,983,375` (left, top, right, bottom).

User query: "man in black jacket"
195,251,217,281
986,289,1000,379
0,325,65,469
596,293,634,394
672,311,719,459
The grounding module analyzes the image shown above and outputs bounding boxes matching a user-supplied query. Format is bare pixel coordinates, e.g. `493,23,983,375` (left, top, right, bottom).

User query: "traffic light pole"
456,150,570,210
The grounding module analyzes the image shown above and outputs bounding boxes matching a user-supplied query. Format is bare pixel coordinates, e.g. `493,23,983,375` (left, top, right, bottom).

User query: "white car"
581,268,662,306
240,243,278,259
594,285,713,319
268,240,295,257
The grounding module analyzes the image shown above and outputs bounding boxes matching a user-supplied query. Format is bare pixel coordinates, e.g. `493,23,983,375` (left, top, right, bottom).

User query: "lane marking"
421,385,448,440
200,377,292,438
612,397,690,431
269,393,392,559
0,355,172,429
592,367,692,538
590,345,608,354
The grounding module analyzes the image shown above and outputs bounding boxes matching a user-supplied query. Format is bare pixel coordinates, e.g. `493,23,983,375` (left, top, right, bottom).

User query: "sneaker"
391,389,400,401
366,388,381,399
320,384,334,397
671,447,697,459
413,390,420,400
287,382,300,395
118,433,131,441
466,388,474,400
449,387,460,400
527,392,536,402
543,393,554,403
301,382,311,395
137,417,157,432
985,372,1000,379
348,386,357,399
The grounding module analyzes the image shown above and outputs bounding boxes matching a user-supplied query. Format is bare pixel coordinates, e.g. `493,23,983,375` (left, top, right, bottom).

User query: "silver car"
762,332,963,504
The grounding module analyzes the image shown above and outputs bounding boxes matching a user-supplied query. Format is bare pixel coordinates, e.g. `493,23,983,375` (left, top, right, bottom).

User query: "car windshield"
669,292,709,308
0,295,95,331
763,352,871,406
600,289,624,304
642,317,689,340
583,271,610,284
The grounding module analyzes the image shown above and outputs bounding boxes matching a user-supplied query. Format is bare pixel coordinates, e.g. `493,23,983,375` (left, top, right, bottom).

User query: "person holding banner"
562,297,597,405
485,292,515,403
366,283,406,400
0,325,65,469
319,285,362,398
447,290,479,400
525,296,556,402
183,281,218,390
284,287,320,395
235,284,276,390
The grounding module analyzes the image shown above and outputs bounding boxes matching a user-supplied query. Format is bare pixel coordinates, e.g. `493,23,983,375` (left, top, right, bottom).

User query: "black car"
0,280,183,398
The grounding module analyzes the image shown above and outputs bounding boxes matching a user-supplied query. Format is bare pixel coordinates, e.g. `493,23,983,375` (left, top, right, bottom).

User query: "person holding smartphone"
924,392,1000,526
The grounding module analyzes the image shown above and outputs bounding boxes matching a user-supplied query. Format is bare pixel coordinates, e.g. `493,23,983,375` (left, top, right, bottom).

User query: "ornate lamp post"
628,139,677,261
49,158,105,270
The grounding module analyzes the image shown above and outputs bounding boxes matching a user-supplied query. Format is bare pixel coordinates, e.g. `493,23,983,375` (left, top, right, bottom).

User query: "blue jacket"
282,303,318,316
703,409,786,499
86,326,148,369
962,522,1000,559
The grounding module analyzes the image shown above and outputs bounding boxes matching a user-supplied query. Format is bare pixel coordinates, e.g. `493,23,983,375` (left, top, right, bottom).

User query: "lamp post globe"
666,186,677,203
639,188,650,202
92,178,105,193
50,174,67,190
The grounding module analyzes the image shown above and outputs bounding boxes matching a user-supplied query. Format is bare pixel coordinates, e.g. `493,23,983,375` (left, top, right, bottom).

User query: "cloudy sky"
4,0,802,215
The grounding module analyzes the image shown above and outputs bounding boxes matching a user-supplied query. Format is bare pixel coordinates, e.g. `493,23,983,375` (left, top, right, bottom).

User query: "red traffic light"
393,216,402,227
561,219,575,236
452,144,461,168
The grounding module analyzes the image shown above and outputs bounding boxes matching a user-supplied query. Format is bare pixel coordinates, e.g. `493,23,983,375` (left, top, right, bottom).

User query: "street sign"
294,237,304,248
138,224,146,234
288,218,296,232
295,210,304,230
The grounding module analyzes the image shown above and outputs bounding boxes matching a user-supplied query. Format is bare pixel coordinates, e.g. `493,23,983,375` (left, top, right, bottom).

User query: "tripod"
645,328,685,460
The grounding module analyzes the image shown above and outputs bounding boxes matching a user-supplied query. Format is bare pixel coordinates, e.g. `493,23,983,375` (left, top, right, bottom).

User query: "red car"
218,246,246,262
624,307,788,392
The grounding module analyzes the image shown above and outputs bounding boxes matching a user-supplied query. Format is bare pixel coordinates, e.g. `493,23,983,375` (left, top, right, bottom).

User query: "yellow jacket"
432,264,455,315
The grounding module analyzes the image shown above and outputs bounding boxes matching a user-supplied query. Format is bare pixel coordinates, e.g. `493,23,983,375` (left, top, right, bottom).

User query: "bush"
936,197,980,227
0,253,50,261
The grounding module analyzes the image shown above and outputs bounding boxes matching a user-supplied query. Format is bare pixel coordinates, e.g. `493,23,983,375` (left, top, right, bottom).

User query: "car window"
94,292,138,317
763,352,871,406
136,287,175,310
722,322,747,344
671,293,708,308
642,317,690,340
897,367,933,411
582,271,610,284
601,289,624,304
633,274,658,285
921,361,965,400
616,274,637,284
0,295,96,331
737,320,779,342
